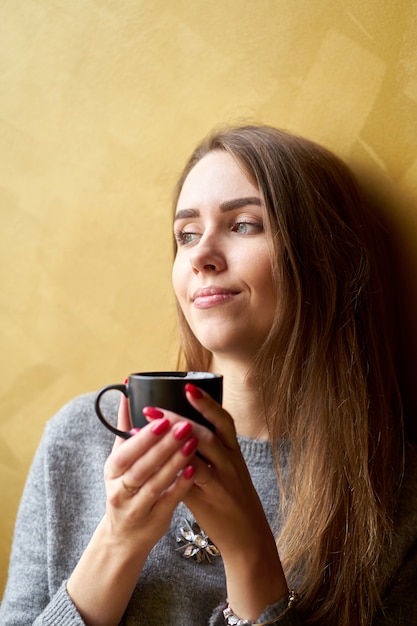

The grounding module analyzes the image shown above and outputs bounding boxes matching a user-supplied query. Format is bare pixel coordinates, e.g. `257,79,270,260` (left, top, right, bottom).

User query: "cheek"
250,250,274,287
171,257,185,303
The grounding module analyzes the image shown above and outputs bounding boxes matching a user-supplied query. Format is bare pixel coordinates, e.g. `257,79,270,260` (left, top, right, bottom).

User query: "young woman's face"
172,150,277,360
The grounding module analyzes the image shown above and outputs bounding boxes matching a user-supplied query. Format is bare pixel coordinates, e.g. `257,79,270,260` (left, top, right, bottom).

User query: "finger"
126,424,198,490
106,418,198,488
106,418,171,480
112,392,133,452
116,435,198,510
185,383,238,449
143,406,237,472
137,438,198,504
190,457,214,488
142,408,220,471
120,474,140,496
154,465,196,514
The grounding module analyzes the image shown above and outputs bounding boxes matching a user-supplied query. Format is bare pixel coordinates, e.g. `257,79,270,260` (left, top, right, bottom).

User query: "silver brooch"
175,519,220,563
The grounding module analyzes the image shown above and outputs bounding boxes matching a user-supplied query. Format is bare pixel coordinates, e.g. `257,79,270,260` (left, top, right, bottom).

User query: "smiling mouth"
192,287,239,309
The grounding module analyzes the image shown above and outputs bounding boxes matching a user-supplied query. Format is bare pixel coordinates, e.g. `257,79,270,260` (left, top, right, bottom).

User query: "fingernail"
143,407,164,419
129,428,141,436
151,418,171,435
124,378,129,384
182,437,198,456
185,383,203,399
174,421,193,440
183,465,195,479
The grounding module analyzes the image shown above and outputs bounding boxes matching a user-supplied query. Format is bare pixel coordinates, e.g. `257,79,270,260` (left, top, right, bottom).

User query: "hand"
67,396,200,626
179,384,288,620
160,384,271,556
102,394,198,552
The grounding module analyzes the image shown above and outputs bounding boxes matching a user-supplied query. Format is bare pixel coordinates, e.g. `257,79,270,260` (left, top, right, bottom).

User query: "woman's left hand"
180,384,272,554
153,383,289,621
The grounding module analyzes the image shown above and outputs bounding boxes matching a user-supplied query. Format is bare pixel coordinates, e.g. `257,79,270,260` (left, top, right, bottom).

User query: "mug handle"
94,384,132,439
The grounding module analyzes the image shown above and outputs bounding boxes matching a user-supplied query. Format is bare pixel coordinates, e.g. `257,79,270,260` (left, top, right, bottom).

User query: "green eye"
233,221,263,234
175,230,199,245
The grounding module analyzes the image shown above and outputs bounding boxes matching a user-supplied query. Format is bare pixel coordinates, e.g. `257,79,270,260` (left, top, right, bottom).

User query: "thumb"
117,392,132,431
112,382,132,450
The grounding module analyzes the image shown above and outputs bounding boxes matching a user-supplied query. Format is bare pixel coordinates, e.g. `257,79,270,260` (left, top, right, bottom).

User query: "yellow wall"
1,0,416,594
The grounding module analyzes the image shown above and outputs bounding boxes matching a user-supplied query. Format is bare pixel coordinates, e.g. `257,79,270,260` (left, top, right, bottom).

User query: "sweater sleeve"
0,431,86,625
33,582,86,626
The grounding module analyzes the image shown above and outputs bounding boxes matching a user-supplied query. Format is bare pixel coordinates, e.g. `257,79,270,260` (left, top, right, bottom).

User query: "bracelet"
223,590,299,626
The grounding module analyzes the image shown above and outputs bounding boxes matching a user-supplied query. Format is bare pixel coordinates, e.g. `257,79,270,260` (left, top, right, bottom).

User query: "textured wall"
1,0,417,594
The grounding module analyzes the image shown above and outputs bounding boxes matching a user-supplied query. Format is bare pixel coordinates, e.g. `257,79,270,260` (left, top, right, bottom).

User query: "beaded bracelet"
223,590,299,626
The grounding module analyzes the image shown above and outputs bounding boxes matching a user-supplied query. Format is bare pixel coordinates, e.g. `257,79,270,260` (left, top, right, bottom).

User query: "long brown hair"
172,125,404,626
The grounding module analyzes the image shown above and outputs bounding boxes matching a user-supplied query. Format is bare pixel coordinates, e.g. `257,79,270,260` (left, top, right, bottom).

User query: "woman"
1,125,416,626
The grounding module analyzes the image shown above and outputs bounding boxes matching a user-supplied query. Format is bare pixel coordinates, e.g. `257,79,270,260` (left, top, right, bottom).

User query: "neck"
211,354,268,440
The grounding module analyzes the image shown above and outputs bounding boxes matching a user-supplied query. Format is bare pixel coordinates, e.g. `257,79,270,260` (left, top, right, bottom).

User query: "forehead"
176,151,260,209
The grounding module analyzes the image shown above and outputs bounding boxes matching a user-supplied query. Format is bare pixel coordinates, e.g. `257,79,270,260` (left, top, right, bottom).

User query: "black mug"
94,371,223,439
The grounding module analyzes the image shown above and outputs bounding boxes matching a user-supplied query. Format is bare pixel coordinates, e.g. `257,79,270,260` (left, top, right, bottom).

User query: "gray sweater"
1,392,417,625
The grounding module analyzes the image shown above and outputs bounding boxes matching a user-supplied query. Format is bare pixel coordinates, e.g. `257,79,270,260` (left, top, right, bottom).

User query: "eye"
232,220,264,235
174,229,200,246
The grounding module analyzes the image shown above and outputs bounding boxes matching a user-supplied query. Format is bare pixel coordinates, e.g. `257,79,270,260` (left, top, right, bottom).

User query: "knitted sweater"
1,392,417,625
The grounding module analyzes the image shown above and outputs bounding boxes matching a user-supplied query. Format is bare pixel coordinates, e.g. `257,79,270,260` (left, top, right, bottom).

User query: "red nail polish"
143,407,164,419
174,421,193,440
183,465,195,479
185,383,203,399
151,418,171,435
182,436,198,456
124,378,129,384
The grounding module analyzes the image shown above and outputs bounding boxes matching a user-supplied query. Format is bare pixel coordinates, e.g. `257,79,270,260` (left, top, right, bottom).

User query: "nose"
189,233,226,275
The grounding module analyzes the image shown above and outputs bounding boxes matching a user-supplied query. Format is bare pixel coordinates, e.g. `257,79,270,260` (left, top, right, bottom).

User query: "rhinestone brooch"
175,519,221,563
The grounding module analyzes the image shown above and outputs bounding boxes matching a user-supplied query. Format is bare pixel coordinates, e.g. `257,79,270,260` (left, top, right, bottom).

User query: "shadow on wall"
359,167,417,443
390,234,417,443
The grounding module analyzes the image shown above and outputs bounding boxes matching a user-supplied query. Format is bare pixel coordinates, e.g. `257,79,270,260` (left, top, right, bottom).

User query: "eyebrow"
174,196,262,221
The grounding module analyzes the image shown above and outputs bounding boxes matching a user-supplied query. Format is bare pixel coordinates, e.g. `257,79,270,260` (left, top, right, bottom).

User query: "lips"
192,286,239,309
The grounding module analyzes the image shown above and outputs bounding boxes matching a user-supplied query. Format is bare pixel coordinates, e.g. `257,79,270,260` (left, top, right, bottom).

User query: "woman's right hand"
102,392,198,551
66,394,198,626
